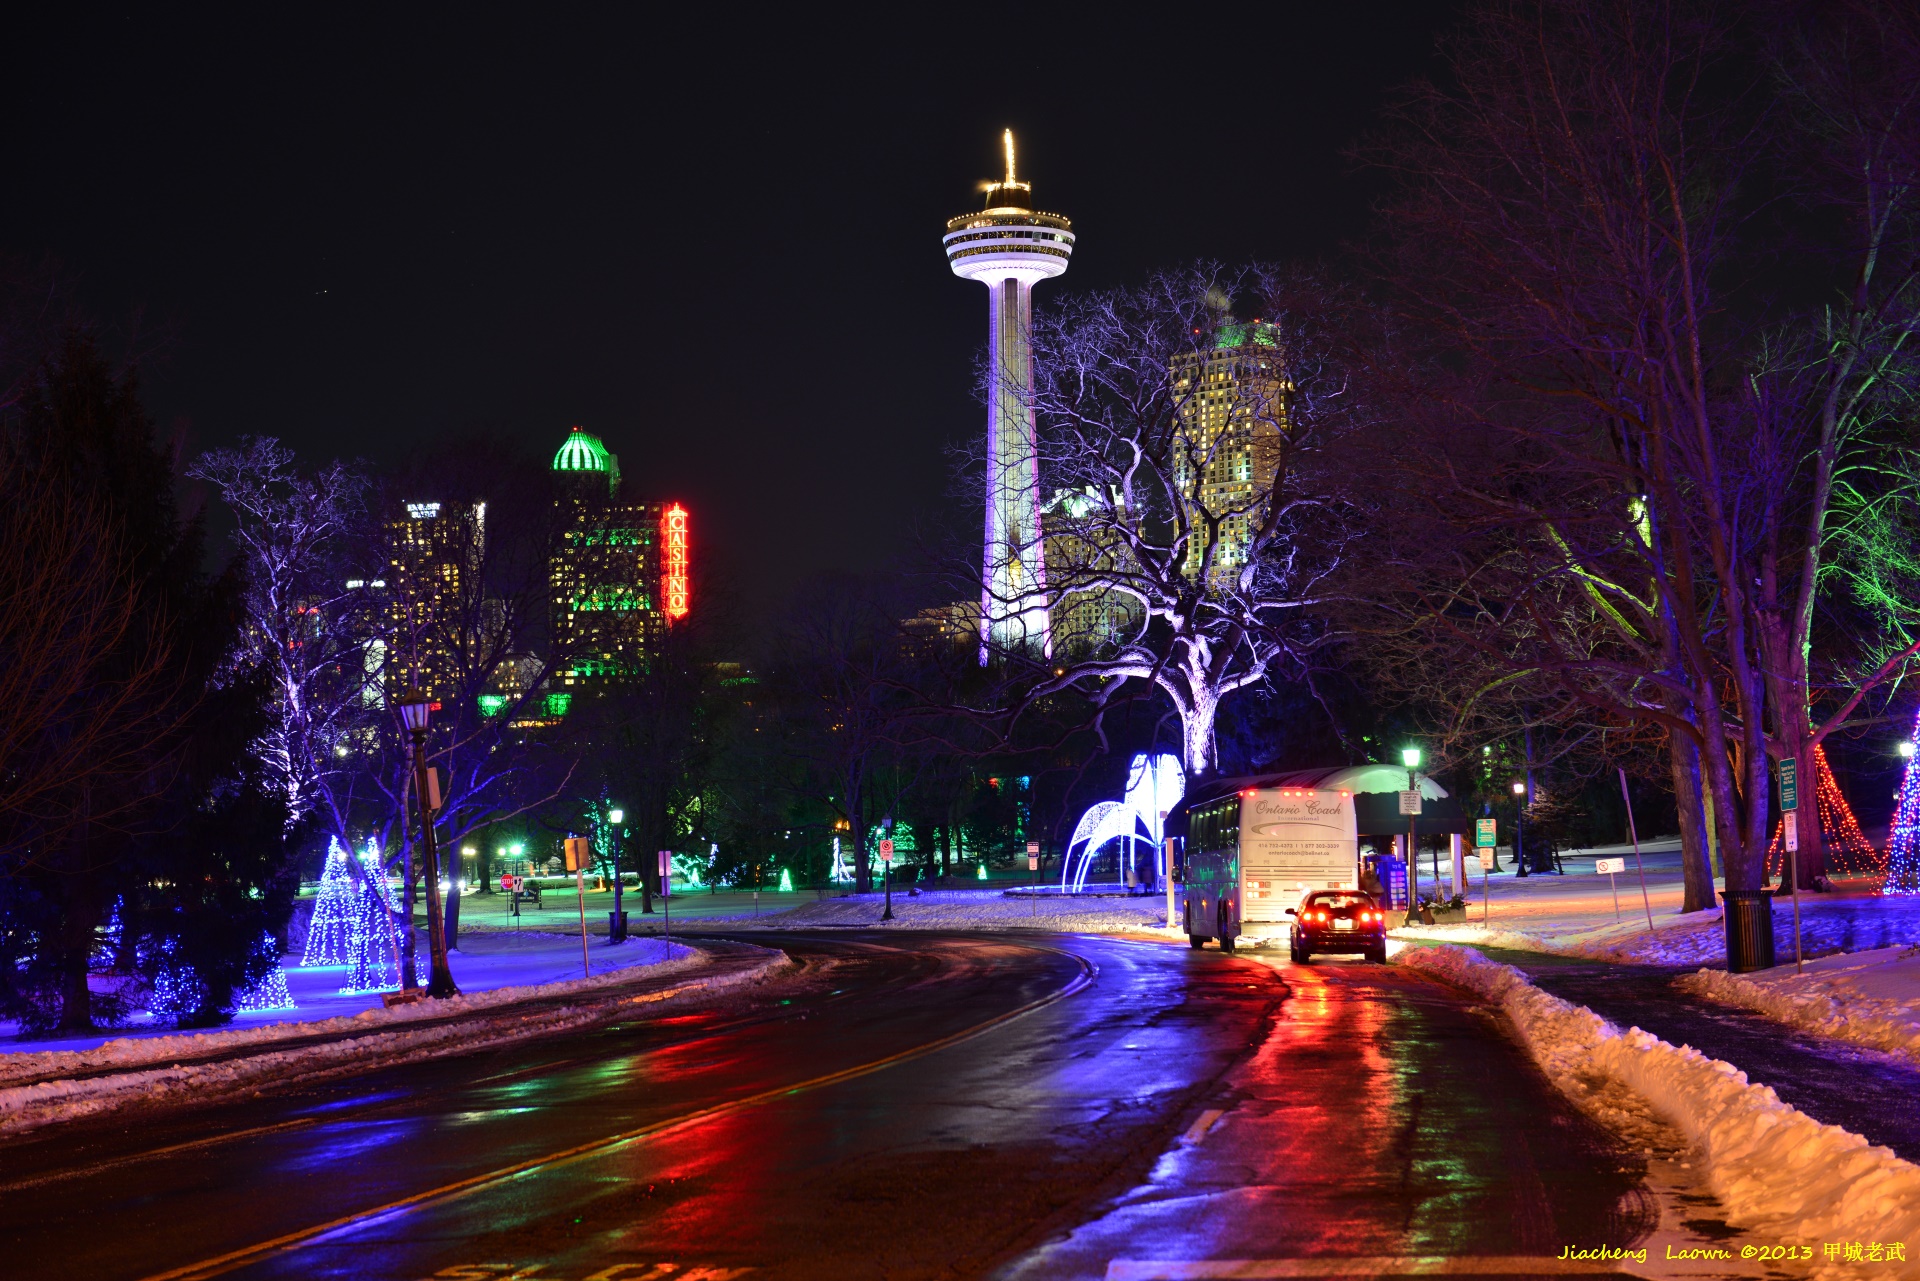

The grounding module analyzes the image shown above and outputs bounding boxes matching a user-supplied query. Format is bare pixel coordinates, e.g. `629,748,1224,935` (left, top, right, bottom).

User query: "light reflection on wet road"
0,934,1674,1281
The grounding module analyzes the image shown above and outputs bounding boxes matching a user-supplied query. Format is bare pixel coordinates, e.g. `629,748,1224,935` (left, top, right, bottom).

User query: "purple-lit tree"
188,439,377,847
1360,0,1920,914
1006,265,1366,778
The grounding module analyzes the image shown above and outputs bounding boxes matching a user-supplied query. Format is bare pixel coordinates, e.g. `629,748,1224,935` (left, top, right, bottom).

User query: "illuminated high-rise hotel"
548,425,690,694
945,130,1073,659
1171,322,1289,585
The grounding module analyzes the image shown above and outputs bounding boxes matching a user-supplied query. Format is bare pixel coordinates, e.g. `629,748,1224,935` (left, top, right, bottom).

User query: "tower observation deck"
945,130,1074,660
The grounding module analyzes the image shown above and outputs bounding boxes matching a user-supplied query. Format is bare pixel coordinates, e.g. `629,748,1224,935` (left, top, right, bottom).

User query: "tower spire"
943,134,1075,662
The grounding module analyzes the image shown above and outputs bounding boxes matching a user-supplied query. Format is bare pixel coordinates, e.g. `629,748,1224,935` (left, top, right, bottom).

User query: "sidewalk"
2,929,687,1056
0,938,788,1137
453,883,817,935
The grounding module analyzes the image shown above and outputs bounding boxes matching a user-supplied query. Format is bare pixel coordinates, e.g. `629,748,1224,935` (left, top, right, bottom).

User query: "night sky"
4,6,1450,612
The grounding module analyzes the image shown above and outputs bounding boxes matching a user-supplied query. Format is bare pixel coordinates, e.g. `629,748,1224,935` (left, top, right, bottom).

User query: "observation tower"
944,130,1074,660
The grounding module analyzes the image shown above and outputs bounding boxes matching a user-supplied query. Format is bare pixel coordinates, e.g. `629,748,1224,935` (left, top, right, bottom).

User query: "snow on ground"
693,887,1176,935
1,929,692,1058
1393,855,1920,967
1678,945,1920,1067
1400,943,1920,1276
0,942,788,1136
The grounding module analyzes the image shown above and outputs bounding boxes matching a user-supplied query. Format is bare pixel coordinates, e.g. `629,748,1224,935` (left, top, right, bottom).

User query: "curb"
0,947,792,1139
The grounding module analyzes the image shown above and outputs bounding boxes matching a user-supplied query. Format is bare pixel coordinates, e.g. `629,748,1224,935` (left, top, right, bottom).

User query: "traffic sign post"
1474,819,1496,923
1785,810,1803,974
1781,758,1804,974
658,849,673,946
1595,857,1626,922
1398,788,1423,925
564,837,592,979
1027,840,1040,917
879,837,895,922
1617,768,1657,933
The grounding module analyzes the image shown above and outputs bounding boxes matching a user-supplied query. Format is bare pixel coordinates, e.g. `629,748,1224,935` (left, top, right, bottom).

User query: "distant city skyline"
0,6,1453,615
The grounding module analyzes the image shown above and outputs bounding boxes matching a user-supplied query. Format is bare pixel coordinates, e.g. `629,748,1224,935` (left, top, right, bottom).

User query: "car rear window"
1307,894,1371,911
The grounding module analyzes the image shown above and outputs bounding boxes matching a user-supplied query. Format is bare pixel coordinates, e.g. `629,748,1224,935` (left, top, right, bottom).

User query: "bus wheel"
1189,933,1206,950
1218,905,1236,954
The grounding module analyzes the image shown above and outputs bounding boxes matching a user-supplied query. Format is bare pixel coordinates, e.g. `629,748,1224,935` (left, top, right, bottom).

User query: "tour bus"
1179,779,1361,951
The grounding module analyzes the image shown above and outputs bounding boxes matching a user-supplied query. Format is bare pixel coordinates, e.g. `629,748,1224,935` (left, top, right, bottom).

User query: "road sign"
1596,857,1624,922
563,837,590,873
1477,851,1494,871
879,838,894,862
1027,856,1039,871
1784,810,1799,852
500,874,516,892
1779,757,1799,812
1398,790,1423,816
1026,840,1039,855
1475,818,1497,848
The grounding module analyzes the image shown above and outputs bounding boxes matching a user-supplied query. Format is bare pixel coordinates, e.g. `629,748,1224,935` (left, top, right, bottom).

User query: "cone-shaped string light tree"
1886,725,1920,895
342,846,401,994
1766,745,1884,881
299,839,359,967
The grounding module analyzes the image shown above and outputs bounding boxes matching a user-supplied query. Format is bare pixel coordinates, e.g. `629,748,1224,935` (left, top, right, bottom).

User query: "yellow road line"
0,1117,319,1194
141,945,1095,1281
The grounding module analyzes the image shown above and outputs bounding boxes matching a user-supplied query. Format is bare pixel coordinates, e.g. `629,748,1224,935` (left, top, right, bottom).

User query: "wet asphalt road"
1497,949,1920,1163
0,934,1660,1281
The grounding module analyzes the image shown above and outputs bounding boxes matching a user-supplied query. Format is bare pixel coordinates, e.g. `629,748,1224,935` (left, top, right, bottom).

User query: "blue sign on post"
1380,856,1409,909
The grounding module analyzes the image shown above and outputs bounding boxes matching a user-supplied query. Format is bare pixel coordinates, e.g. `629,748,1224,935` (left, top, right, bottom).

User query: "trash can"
1722,889,1775,973
607,910,629,944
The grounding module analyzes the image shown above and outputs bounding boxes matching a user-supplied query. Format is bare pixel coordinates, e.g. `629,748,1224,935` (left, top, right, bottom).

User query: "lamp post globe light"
946,129,1073,662
396,687,459,999
1402,748,1422,923
1901,742,1916,760
1511,779,1530,878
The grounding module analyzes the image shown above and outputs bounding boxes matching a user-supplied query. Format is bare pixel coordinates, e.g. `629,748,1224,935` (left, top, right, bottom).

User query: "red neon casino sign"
661,503,690,620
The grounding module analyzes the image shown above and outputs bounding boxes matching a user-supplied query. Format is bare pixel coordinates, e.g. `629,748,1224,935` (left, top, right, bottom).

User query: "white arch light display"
1062,753,1184,893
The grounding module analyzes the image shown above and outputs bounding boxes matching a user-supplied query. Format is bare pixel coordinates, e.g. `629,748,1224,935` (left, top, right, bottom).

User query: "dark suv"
1286,890,1387,964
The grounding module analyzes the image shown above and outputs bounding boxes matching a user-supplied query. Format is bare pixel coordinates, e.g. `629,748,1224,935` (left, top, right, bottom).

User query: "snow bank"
1400,944,1920,1276
1389,909,1734,967
1678,946,1920,1067
0,946,789,1136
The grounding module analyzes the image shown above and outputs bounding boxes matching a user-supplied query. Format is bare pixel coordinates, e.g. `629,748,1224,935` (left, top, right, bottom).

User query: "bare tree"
1009,265,1363,778
1745,2,1920,886
187,438,375,842
0,460,181,858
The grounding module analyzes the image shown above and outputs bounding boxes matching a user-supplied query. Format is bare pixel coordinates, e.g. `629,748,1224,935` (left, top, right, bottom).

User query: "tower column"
982,275,1048,658
944,130,1074,663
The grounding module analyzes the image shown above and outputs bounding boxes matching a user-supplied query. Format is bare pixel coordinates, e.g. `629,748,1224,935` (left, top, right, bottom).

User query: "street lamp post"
607,807,625,938
396,687,459,999
1512,779,1529,877
1402,748,1422,924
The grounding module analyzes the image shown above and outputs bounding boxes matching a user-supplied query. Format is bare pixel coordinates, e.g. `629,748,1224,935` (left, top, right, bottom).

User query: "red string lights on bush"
1766,744,1886,881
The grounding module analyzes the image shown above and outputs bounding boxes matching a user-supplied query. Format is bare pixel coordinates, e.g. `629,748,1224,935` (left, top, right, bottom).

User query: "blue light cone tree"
1886,718,1920,895
342,856,401,994
300,839,359,966
234,933,297,1012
